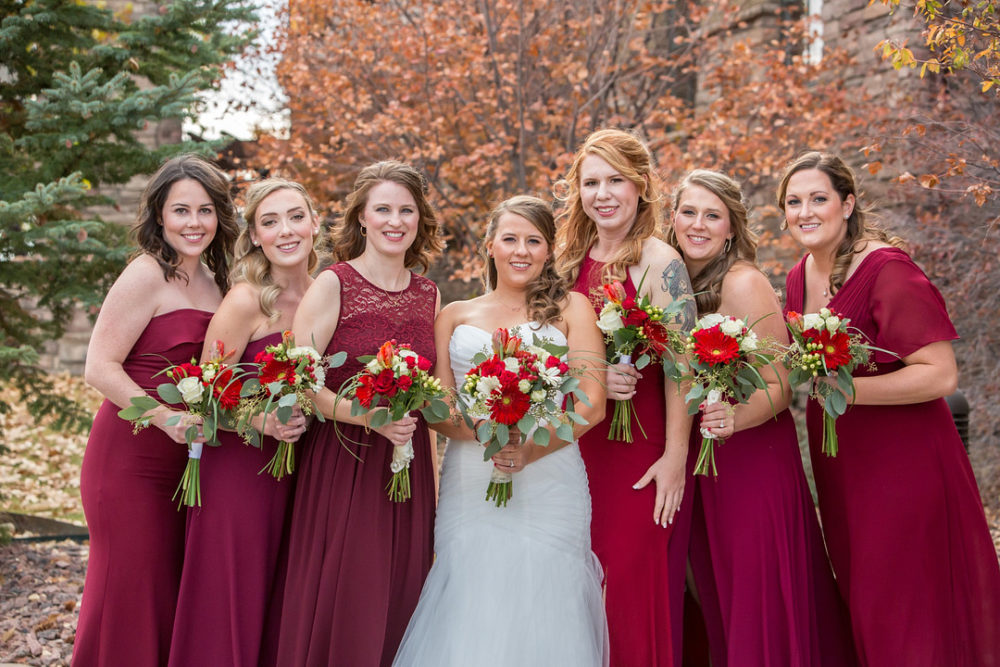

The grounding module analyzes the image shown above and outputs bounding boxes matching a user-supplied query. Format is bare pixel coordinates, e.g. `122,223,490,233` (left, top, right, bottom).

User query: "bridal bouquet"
461,327,588,507
665,314,775,477
118,340,246,507
595,276,684,443
340,340,450,502
236,331,346,480
783,308,881,457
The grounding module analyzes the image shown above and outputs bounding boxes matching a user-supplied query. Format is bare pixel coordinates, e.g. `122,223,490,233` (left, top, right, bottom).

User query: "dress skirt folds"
785,248,1000,667
74,308,212,667
275,263,438,667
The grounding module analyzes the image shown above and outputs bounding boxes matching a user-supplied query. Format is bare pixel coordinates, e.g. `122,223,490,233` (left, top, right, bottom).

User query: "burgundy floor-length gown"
574,255,675,667
685,409,857,666
785,247,1000,667
74,308,212,667
168,333,294,667
275,262,437,667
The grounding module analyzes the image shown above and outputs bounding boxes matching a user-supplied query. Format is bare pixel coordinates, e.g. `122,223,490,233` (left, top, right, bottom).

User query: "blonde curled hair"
231,178,320,319
666,169,759,316
482,195,568,326
554,128,664,287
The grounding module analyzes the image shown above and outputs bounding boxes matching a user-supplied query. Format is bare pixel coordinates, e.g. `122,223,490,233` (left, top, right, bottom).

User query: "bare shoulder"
218,281,263,316
641,237,684,269
102,254,166,310
723,261,773,297
438,296,484,328
564,291,596,319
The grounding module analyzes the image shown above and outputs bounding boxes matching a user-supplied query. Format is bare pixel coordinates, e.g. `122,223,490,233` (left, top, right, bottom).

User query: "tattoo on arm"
662,259,696,332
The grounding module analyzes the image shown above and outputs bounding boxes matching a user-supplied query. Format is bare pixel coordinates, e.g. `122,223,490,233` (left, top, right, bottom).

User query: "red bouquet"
460,327,587,507
340,340,450,502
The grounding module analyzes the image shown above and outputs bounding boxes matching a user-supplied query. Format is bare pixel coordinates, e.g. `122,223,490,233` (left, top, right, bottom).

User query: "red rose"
417,356,432,372
372,368,397,397
622,309,649,327
396,375,414,392
558,362,569,374
545,355,561,369
254,351,275,365
692,325,741,366
404,356,417,368
622,297,636,310
172,362,202,379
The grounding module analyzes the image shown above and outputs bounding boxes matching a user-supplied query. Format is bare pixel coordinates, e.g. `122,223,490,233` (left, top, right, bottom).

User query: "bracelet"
473,418,486,433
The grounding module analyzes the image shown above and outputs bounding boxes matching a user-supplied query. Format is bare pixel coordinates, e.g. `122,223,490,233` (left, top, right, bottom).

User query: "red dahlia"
692,325,741,366
813,329,853,371
356,374,375,407
488,382,530,425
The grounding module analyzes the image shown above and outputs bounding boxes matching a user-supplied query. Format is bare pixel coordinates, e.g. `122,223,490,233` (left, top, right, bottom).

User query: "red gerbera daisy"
212,368,243,410
259,357,297,388
356,374,375,408
812,329,853,371
488,381,531,425
692,325,741,366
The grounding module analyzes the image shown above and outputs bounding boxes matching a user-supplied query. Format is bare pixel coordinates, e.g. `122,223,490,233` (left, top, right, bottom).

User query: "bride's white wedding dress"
393,323,609,667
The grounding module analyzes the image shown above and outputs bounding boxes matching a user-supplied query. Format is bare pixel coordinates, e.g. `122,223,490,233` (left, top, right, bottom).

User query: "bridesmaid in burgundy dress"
555,129,695,667
779,151,1000,667
168,179,320,667
74,154,238,667
666,169,856,666
275,161,443,667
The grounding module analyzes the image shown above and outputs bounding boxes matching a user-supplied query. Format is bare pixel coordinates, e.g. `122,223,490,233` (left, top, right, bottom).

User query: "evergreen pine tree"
0,0,257,432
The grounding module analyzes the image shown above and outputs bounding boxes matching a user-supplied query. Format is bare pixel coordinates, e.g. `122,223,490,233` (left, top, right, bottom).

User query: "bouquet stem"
386,439,415,502
261,440,295,481
173,442,203,508
693,436,718,477
485,466,513,507
822,412,839,457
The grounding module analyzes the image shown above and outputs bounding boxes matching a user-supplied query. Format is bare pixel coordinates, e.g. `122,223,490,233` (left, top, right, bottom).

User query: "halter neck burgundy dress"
275,262,437,667
75,308,212,667
573,255,675,667
785,247,1000,667
168,332,294,667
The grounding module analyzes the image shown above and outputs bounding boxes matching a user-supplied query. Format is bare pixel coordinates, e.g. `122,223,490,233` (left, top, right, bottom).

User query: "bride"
393,195,609,666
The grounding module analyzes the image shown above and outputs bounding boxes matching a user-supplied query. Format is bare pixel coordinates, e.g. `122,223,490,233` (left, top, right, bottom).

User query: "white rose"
740,331,759,352
177,376,205,405
476,376,501,397
365,358,382,373
518,379,531,393
504,357,521,374
697,313,725,329
819,307,832,318
802,313,823,330
530,389,546,402
201,366,216,382
825,316,841,332
596,304,625,333
719,317,744,337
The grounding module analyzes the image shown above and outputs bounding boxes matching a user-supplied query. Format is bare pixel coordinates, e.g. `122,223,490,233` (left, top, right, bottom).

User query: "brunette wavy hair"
329,160,443,272
482,195,569,327
131,153,238,294
231,178,321,319
666,169,759,316
554,128,664,287
777,151,904,297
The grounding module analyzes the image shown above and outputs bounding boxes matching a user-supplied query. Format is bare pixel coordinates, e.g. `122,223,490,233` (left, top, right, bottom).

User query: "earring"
253,240,259,246
360,225,367,237
844,214,850,220
724,237,732,254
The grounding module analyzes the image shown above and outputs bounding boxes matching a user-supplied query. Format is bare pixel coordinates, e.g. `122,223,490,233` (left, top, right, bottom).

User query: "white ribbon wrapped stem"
390,438,415,473
189,441,204,460
699,389,723,441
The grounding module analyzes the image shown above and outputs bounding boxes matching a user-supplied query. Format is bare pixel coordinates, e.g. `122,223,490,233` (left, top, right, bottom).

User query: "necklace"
494,295,526,313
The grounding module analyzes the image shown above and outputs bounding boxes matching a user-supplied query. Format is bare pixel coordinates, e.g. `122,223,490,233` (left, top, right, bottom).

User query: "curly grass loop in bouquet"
118,341,249,507
338,340,451,502
236,331,346,480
